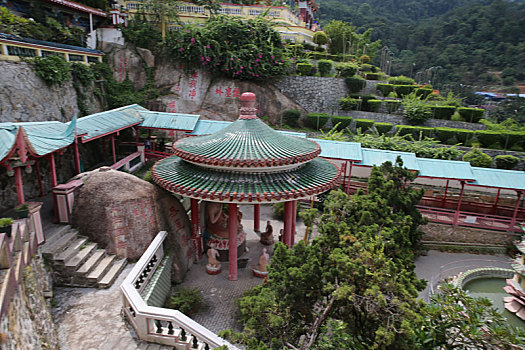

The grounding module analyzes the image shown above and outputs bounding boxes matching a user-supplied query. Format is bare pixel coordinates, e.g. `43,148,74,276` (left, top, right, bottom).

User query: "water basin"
464,277,525,328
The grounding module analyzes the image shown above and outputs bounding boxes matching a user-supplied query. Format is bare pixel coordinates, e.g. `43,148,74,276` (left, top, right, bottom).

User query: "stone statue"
206,247,222,275
278,228,284,242
205,202,229,238
260,220,274,245
253,248,270,278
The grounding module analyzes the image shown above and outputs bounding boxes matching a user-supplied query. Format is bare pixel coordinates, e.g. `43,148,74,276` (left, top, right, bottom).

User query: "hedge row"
376,83,418,97
401,126,525,149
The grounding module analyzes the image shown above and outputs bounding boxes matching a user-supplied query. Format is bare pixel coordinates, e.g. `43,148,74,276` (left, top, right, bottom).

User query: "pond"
464,278,525,329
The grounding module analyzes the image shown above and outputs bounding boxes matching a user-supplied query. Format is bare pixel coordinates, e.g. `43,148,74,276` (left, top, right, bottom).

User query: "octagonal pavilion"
152,92,340,280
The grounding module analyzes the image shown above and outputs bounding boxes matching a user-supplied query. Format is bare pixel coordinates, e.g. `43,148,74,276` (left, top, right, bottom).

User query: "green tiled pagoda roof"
152,156,340,203
173,118,320,167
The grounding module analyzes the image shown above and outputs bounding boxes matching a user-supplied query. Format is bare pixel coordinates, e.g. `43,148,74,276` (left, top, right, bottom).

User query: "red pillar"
228,203,239,281
111,134,116,164
346,162,353,194
509,191,522,231
73,139,81,174
284,201,293,248
14,166,25,204
453,181,465,230
341,161,347,191
441,179,449,208
492,188,501,215
190,199,202,260
49,153,57,188
291,200,297,247
254,204,261,233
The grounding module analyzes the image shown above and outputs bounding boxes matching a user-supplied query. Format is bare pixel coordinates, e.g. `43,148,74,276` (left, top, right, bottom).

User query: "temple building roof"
172,93,320,168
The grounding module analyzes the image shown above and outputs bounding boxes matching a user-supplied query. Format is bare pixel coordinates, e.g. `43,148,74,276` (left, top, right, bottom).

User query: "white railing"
121,231,238,349
110,150,144,173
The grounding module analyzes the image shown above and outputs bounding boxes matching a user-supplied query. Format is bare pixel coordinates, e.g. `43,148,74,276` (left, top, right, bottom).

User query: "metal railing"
121,231,237,349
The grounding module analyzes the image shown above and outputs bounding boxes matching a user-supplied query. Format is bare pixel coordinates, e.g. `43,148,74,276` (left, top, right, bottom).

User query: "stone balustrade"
121,231,237,350
453,267,514,289
0,202,44,318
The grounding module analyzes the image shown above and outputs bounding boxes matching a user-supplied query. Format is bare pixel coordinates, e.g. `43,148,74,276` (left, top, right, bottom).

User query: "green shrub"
169,287,203,315
143,169,153,183
476,130,501,148
368,99,382,112
455,129,475,146
345,76,366,93
385,100,401,113
415,88,433,99
457,107,485,123
376,83,395,97
335,62,358,77
388,75,415,85
450,112,465,122
499,131,525,150
0,218,14,228
360,63,373,72
494,155,520,170
305,113,330,129
32,56,71,85
431,105,456,120
396,126,434,140
434,127,457,144
402,96,432,125
331,116,352,130
360,54,370,64
313,31,329,46
354,118,375,132
317,59,333,77
350,94,377,112
364,72,382,80
374,122,393,135
394,85,417,97
338,97,359,111
296,62,314,76
282,109,301,127
462,148,492,168
71,62,94,86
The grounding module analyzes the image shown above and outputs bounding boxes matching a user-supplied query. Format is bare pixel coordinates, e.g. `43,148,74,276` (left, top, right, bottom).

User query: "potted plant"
15,203,29,219
0,218,14,237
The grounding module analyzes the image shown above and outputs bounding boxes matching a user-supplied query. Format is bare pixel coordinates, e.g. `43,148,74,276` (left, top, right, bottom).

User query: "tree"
235,158,427,349
418,283,525,349
313,31,329,50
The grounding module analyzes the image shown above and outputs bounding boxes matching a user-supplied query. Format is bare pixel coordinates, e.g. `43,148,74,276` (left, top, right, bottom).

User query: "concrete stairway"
41,225,127,288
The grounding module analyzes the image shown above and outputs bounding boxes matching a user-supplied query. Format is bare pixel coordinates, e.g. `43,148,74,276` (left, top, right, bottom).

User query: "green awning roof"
188,120,231,136
0,128,16,161
0,118,77,158
311,139,363,161
139,111,200,131
356,148,420,171
416,158,475,180
468,167,525,190
75,104,146,141
152,156,340,203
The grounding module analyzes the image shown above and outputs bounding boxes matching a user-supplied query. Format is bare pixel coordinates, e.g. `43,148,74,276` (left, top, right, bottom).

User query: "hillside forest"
317,0,525,90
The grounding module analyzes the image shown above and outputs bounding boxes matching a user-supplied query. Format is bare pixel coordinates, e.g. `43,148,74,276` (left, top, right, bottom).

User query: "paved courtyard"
50,202,513,349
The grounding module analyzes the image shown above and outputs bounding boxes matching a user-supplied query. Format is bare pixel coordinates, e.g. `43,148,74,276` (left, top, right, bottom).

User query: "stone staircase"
41,225,127,288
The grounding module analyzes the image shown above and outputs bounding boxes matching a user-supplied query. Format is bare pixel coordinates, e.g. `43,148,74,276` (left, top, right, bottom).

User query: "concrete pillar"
254,204,261,233
228,203,238,281
191,199,202,260
284,201,293,248
14,166,24,204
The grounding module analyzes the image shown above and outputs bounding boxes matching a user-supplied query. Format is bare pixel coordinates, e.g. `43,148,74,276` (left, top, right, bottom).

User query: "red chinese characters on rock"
214,86,241,98
167,101,176,113
117,57,129,81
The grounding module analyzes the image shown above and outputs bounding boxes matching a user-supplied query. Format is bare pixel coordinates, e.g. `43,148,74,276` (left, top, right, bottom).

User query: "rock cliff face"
72,168,193,282
0,61,102,123
0,254,59,350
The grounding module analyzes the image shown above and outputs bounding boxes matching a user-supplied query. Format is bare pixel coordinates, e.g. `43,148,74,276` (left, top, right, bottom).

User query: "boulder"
72,168,193,282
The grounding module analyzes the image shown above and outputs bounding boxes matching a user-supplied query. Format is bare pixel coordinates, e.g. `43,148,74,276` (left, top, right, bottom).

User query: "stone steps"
42,225,127,288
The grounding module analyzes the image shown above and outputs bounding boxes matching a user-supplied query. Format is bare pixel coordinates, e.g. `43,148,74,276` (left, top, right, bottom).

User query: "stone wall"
0,254,58,350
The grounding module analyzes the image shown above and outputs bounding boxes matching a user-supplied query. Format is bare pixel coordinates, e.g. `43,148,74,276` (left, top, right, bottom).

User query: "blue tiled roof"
417,158,475,180
469,167,525,190
357,148,420,171
139,111,199,131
